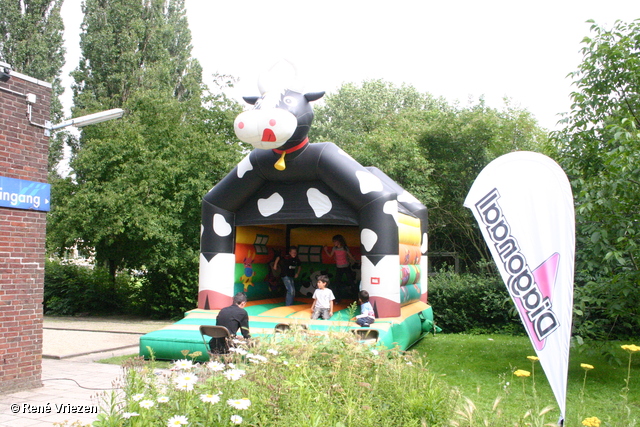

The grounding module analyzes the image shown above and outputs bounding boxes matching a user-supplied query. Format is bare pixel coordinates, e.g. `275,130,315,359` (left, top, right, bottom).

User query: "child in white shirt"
310,275,335,320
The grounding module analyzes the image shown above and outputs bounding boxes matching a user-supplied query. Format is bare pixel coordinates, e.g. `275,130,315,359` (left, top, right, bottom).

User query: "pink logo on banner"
514,252,560,350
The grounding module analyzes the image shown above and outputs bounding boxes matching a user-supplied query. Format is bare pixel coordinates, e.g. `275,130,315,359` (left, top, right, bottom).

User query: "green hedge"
44,260,134,315
428,271,523,334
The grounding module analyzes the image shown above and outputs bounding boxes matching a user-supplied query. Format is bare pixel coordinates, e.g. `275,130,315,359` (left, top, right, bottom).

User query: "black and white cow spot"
237,154,253,179
398,190,421,205
306,188,332,217
361,228,378,252
257,192,284,217
383,200,399,226
213,213,232,237
355,170,383,194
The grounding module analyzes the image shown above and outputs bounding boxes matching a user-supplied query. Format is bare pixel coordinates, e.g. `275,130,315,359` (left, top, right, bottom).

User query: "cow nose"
269,119,276,126
238,122,245,129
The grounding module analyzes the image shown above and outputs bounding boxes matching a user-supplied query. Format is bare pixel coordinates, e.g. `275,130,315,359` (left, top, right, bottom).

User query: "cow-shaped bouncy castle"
139,77,434,360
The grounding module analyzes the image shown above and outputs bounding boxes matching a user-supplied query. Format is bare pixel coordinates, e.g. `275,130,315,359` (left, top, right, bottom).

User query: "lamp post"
44,108,125,136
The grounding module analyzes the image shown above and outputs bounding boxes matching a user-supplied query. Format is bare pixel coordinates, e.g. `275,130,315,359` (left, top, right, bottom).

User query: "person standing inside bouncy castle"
273,246,301,306
324,235,356,300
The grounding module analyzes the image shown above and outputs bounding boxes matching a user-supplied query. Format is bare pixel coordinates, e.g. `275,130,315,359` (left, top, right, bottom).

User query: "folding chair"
351,328,379,343
274,323,290,333
199,325,231,358
274,323,308,333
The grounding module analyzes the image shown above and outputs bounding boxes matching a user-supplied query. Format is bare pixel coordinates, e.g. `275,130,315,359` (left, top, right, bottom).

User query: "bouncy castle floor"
139,298,435,361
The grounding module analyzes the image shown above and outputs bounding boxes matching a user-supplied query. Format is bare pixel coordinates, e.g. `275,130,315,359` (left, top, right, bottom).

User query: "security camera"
0,67,10,82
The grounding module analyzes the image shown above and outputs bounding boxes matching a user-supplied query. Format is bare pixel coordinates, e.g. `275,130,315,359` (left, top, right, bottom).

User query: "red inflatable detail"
198,290,233,310
262,128,276,142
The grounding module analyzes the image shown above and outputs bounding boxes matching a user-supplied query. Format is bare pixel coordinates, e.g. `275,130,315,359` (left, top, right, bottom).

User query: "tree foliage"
552,19,640,340
312,80,549,271
47,0,243,318
0,0,66,169
71,0,201,116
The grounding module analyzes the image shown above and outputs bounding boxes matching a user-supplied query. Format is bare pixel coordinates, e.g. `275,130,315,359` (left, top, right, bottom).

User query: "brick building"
0,61,52,392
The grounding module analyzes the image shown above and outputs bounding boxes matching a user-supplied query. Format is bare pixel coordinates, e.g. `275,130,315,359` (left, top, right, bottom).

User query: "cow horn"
258,59,300,94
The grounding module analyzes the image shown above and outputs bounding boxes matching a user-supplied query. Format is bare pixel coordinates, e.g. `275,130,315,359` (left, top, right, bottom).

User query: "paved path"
0,316,170,426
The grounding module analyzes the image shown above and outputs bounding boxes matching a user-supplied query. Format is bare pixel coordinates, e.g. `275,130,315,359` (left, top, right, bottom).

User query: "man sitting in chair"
211,292,251,352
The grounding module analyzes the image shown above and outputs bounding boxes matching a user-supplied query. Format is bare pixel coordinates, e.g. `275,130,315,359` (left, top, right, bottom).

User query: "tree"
313,80,549,272
420,99,550,270
552,19,640,340
0,0,66,169
47,0,243,317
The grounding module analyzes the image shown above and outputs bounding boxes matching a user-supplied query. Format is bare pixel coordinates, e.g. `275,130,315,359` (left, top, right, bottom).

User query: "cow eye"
282,96,299,107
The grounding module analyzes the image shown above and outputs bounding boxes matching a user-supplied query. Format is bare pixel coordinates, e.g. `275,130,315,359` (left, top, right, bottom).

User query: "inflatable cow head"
234,87,324,170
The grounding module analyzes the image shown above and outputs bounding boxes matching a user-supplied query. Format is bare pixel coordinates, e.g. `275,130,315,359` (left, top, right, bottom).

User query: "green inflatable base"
139,300,436,362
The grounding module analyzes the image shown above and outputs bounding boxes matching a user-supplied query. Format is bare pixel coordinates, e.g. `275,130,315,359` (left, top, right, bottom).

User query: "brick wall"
0,64,51,392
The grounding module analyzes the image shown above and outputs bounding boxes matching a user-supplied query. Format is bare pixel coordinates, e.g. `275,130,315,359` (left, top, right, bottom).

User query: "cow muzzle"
234,108,298,149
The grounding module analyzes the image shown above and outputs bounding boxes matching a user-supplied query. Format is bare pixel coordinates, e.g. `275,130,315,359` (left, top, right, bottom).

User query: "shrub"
130,258,198,319
428,270,523,334
44,259,134,315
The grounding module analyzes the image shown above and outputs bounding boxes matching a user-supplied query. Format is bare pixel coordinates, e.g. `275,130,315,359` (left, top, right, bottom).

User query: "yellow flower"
527,356,539,362
621,344,640,352
514,369,531,377
582,416,601,427
581,363,594,370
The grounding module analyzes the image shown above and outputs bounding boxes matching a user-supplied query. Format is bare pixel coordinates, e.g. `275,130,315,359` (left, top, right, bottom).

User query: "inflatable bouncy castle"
140,67,434,360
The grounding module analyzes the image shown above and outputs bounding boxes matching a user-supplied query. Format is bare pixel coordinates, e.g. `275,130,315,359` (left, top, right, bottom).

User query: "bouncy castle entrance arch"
197,88,429,318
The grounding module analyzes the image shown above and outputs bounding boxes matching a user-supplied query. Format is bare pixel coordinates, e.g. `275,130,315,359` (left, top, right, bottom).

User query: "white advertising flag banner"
463,151,575,422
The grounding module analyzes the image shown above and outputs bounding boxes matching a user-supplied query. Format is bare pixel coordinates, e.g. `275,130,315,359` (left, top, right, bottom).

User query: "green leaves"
312,80,549,271
554,19,640,341
47,0,243,317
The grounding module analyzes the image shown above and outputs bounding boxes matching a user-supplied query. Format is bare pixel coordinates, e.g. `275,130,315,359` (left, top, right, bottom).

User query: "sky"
59,0,640,131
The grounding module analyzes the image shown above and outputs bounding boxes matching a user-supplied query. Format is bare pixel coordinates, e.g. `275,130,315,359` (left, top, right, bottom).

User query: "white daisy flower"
122,412,139,419
200,393,221,404
175,382,194,391
207,361,225,371
230,414,243,424
175,373,198,385
173,359,194,370
227,398,251,410
139,399,154,409
167,414,189,426
229,347,248,355
267,348,279,355
223,369,246,381
131,393,145,402
247,354,268,363
157,396,170,403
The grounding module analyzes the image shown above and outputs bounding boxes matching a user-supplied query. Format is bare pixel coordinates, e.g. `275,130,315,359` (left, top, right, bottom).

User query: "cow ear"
243,96,260,105
304,91,325,102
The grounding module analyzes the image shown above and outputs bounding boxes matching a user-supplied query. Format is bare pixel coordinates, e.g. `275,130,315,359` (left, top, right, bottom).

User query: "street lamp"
23,92,124,135
49,108,124,130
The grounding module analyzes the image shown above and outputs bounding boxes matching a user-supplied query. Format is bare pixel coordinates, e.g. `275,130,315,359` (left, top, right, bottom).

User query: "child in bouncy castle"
324,234,356,301
273,246,301,306
353,290,375,327
310,275,335,320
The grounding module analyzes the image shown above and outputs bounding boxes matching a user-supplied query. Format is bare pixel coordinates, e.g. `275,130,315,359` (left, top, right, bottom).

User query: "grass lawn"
414,333,640,426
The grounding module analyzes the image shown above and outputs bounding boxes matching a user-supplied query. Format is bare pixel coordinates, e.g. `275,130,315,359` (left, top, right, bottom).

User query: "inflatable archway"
140,74,434,360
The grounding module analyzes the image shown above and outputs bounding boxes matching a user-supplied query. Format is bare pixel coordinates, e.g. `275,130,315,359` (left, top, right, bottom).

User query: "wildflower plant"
93,330,459,426
580,363,594,403
621,344,640,399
